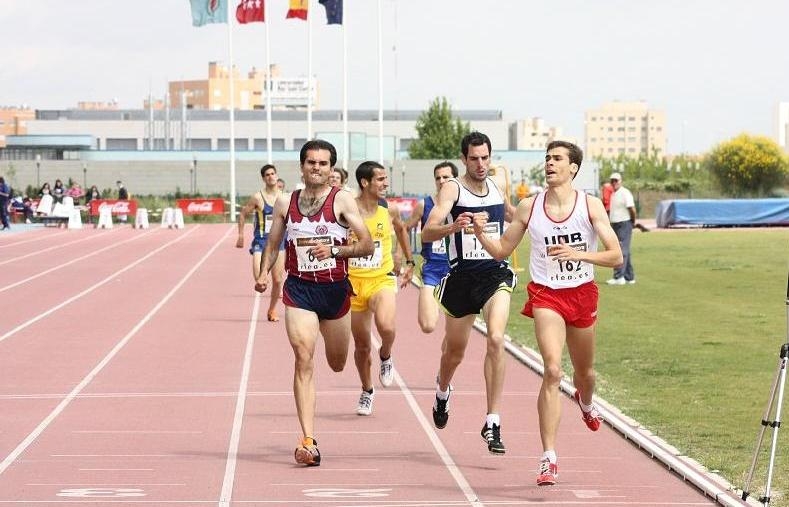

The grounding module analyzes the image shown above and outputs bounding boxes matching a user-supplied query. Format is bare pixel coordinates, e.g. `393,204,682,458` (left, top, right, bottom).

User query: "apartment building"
509,117,565,150
584,101,666,158
0,107,35,148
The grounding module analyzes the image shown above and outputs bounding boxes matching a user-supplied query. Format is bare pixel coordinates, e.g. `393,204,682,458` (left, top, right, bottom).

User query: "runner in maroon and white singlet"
256,139,373,467
471,140,622,486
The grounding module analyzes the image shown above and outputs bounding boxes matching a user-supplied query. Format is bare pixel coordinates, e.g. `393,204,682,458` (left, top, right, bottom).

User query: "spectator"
85,185,101,224
52,179,65,203
39,182,52,197
601,181,614,213
329,167,352,192
21,196,34,223
515,177,529,202
606,172,637,285
65,182,84,205
276,178,286,192
0,177,10,230
116,180,129,223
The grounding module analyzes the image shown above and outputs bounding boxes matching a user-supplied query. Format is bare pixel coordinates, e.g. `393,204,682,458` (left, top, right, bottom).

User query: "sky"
2,0,787,155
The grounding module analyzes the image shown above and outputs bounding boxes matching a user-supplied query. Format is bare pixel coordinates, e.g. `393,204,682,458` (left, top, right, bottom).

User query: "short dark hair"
434,161,459,178
355,161,385,187
546,140,583,169
299,139,337,167
260,164,277,177
461,131,492,157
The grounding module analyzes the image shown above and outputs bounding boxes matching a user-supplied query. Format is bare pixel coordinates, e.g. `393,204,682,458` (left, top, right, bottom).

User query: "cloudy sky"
2,0,787,154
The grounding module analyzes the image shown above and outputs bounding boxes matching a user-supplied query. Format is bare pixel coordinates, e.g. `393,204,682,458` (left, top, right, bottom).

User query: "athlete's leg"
533,307,568,452
267,253,285,321
285,306,320,439
351,309,374,391
319,313,352,373
437,314,476,391
566,324,596,403
480,290,512,414
369,287,397,360
418,284,440,333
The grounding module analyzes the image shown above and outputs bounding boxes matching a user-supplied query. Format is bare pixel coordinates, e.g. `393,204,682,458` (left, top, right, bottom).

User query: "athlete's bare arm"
390,206,415,288
236,192,262,248
309,190,374,261
403,200,424,231
255,194,288,289
473,196,533,261
421,181,469,243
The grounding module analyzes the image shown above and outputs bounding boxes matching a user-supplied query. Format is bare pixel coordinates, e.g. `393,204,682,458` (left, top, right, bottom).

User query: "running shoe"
536,458,558,486
574,389,602,431
294,437,321,466
356,389,375,416
480,422,506,454
432,385,452,429
379,357,394,387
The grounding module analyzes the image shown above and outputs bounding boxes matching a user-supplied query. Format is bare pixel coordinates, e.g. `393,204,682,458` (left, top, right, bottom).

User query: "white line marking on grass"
0,225,230,477
218,291,261,507
370,334,483,507
0,229,155,293
0,226,197,344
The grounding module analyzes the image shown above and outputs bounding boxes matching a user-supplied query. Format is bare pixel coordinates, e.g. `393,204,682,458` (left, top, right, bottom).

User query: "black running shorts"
434,265,517,318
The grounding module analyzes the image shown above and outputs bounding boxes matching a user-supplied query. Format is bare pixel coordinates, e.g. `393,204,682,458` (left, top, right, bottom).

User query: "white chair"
97,206,113,229
161,207,175,228
36,194,54,216
67,209,83,229
173,208,185,229
135,208,149,229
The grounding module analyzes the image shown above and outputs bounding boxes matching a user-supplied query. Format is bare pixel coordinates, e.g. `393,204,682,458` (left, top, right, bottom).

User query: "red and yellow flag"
286,0,308,20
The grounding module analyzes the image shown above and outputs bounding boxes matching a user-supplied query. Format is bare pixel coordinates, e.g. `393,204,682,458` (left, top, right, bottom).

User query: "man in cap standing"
606,172,636,285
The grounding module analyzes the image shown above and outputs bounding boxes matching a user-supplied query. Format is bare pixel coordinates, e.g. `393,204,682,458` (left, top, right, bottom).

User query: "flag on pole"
286,0,308,20
190,0,228,26
236,0,264,23
319,0,342,25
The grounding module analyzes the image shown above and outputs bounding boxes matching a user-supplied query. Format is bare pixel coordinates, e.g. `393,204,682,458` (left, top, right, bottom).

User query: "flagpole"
228,1,237,221
377,0,383,165
342,5,348,170
307,0,313,140
265,0,272,163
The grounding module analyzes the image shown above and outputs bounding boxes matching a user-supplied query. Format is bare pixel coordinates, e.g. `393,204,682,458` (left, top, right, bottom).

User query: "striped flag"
190,0,228,26
319,0,342,25
236,0,264,23
286,0,308,20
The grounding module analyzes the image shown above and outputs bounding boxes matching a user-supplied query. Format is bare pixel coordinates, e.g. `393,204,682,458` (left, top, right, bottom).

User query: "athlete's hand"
309,244,332,261
453,212,473,233
254,274,269,293
235,237,244,248
471,211,490,235
547,242,578,262
399,264,414,289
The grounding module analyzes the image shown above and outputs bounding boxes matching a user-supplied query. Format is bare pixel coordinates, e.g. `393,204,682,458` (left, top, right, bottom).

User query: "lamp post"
82,163,87,190
401,165,405,196
35,154,41,188
192,153,197,196
189,161,194,195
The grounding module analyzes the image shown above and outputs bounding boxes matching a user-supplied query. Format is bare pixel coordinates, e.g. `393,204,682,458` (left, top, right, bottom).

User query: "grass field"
502,226,789,505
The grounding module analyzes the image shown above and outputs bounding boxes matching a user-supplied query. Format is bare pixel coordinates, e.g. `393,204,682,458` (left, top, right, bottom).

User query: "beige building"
0,107,35,148
509,117,564,150
584,101,666,158
166,62,317,111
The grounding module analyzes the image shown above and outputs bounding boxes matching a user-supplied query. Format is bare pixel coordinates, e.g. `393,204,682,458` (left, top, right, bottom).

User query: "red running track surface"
0,224,744,506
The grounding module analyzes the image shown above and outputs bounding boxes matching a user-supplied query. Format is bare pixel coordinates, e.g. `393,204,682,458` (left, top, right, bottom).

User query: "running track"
0,224,747,506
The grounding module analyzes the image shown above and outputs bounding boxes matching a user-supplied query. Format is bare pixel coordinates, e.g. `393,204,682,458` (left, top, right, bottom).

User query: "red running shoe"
536,458,558,486
294,437,321,466
574,390,602,431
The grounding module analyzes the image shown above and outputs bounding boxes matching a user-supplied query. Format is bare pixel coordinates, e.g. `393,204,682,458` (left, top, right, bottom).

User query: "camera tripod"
742,274,789,505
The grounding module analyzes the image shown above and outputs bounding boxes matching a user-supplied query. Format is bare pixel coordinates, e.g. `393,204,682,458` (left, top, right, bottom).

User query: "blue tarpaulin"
655,199,789,227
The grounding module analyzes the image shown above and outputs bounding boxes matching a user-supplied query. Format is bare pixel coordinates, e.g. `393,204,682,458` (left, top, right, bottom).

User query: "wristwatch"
330,246,340,258
405,259,416,267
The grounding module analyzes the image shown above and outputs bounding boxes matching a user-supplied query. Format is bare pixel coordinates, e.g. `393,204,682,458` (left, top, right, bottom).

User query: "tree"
408,97,470,159
704,134,789,197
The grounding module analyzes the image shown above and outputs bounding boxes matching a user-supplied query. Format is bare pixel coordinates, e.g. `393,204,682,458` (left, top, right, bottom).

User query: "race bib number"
431,238,446,255
461,222,499,260
546,243,594,283
350,241,383,269
295,236,336,272
263,213,273,234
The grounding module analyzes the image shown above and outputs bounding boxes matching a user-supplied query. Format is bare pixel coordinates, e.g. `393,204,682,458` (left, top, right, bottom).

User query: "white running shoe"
627,279,636,284
356,390,375,416
379,357,394,387
606,278,626,285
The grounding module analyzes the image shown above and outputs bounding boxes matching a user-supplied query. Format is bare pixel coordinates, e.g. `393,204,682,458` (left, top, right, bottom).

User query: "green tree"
705,134,789,197
408,97,470,159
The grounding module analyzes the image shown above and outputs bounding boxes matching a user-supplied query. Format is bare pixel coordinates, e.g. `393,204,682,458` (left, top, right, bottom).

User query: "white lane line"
0,227,123,267
0,230,70,250
0,225,231,477
370,334,483,507
78,468,154,471
0,228,155,293
0,226,198,344
218,291,261,507
72,430,202,434
26,483,186,486
52,454,177,458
